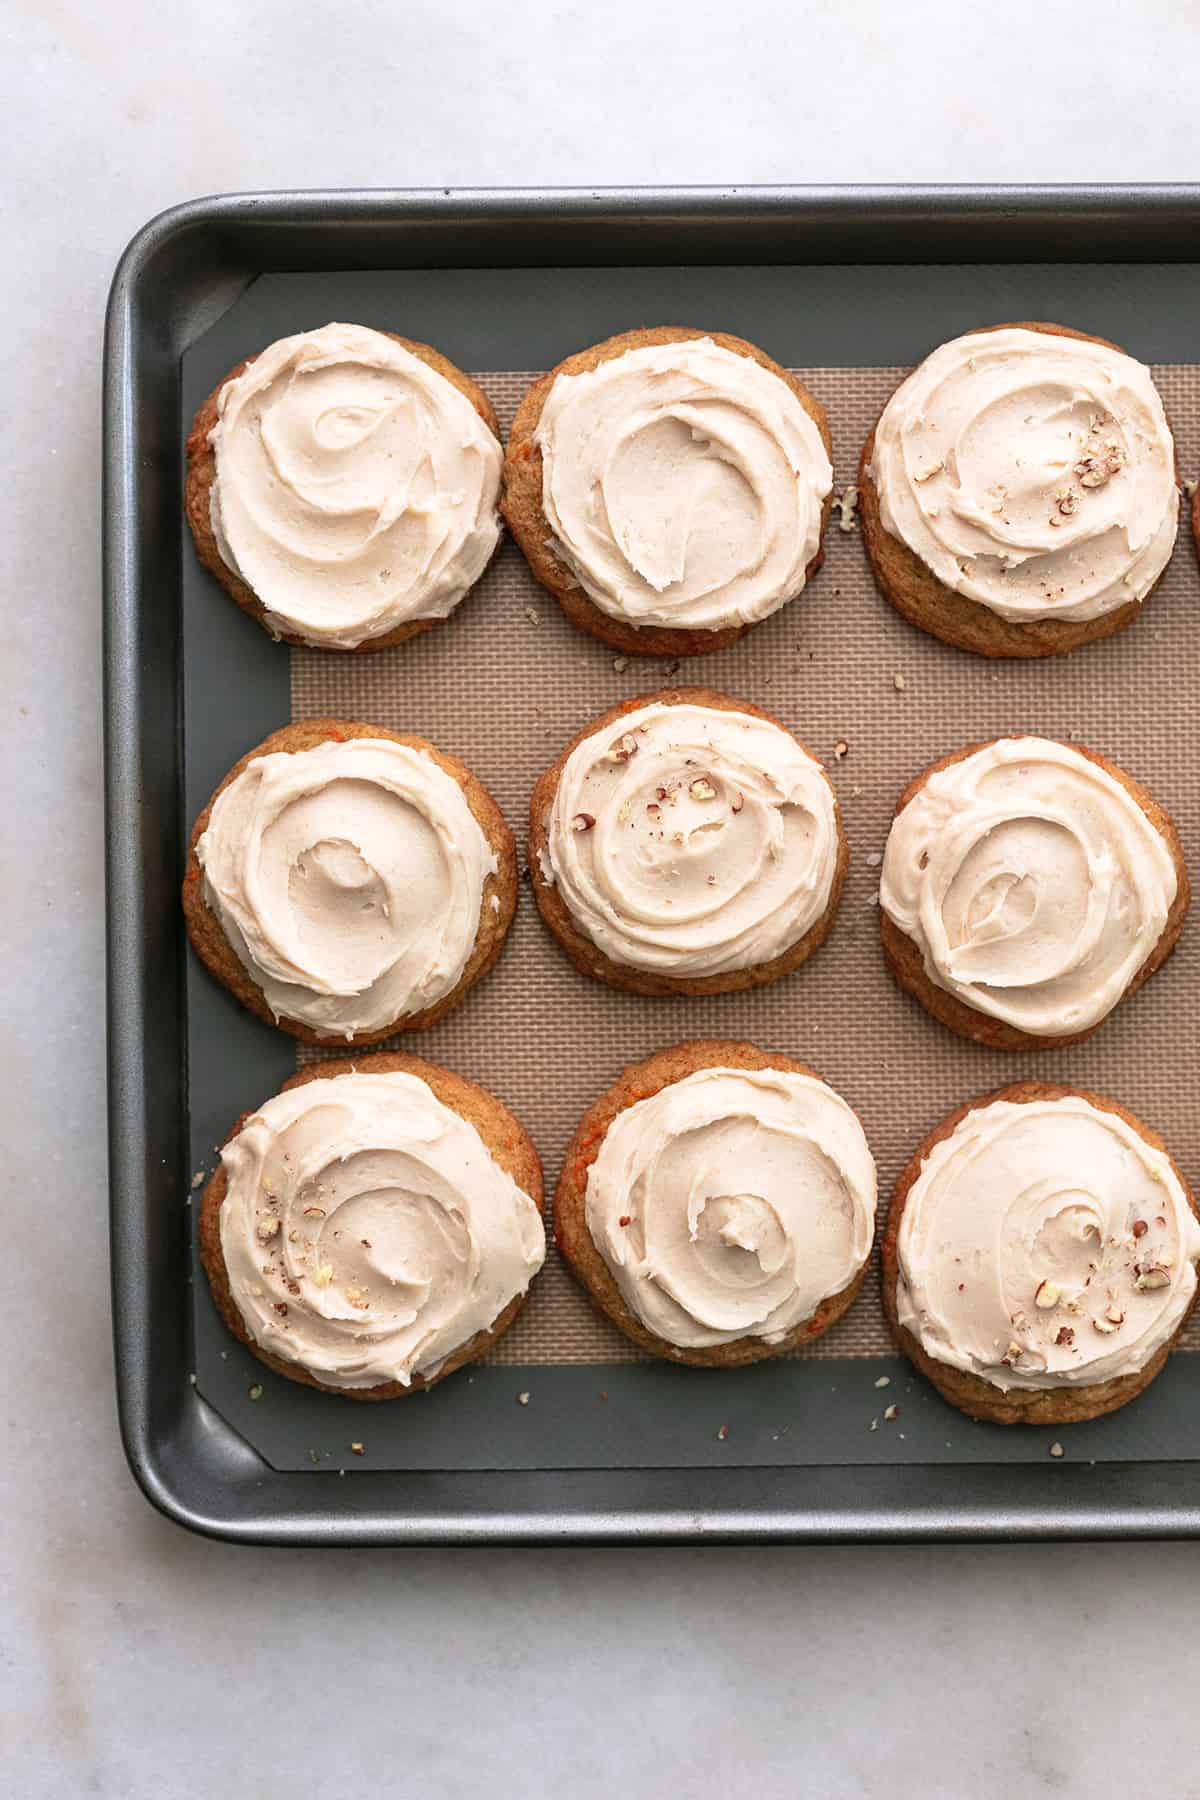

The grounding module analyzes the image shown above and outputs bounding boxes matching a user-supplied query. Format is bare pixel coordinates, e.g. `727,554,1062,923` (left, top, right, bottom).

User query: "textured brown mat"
293,364,1200,1365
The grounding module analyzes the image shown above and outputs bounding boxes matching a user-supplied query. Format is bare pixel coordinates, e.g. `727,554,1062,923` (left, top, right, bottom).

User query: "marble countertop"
5,2,1198,1793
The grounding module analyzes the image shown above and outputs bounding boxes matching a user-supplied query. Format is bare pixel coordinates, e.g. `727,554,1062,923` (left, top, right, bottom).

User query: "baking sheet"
179,263,1200,1476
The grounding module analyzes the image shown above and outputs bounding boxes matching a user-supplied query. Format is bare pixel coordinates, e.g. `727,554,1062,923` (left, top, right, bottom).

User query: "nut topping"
688,777,717,801
1135,1265,1171,1291
1131,1218,1148,1238
1034,1279,1060,1310
570,813,595,833
256,1217,281,1242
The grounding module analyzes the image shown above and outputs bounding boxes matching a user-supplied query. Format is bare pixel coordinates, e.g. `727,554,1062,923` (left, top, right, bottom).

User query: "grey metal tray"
105,185,1200,1543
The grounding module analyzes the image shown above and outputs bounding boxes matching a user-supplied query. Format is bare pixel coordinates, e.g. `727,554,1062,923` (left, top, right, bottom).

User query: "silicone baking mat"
178,257,1200,1475
290,361,1200,1369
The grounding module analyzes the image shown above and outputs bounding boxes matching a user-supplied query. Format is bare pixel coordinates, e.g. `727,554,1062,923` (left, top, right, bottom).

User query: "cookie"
503,327,832,656
529,687,847,996
199,1052,545,1400
878,735,1188,1051
882,1082,1200,1425
185,322,502,651
859,322,1179,657
183,718,517,1044
555,1040,876,1367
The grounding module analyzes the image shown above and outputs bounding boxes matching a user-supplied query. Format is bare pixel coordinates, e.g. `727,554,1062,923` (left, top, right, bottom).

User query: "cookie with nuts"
528,687,847,997
556,1040,876,1368
859,321,1180,657
199,1052,545,1400
502,326,833,657
882,1082,1200,1425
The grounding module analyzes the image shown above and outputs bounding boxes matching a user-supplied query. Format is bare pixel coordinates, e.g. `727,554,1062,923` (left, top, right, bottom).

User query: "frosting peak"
879,737,1178,1038
871,327,1178,622
585,1066,876,1349
534,337,832,631
197,736,498,1038
896,1095,1200,1391
544,700,841,978
219,1069,545,1389
208,323,502,647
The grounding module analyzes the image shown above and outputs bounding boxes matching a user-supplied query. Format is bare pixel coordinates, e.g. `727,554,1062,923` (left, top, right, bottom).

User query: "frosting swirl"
197,736,498,1038
896,1095,1200,1391
208,322,502,647
219,1069,545,1389
543,700,841,978
879,737,1178,1038
534,337,832,631
870,327,1177,622
586,1066,876,1350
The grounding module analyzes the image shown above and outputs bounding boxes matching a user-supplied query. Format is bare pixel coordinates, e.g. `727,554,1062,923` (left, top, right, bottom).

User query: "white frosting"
585,1066,876,1350
544,700,841,978
219,1069,545,1389
207,322,502,647
879,737,1178,1038
197,736,498,1039
896,1095,1200,1391
534,336,832,631
871,327,1178,623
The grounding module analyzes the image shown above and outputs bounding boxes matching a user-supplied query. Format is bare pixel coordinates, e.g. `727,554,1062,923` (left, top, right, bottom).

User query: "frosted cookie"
879,736,1187,1050
185,322,502,649
859,323,1179,657
199,1054,545,1399
556,1041,876,1366
883,1083,1200,1425
503,327,833,656
529,688,847,996
183,719,516,1044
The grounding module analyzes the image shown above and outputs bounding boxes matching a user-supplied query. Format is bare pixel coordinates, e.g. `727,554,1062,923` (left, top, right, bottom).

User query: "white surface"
5,3,1200,1794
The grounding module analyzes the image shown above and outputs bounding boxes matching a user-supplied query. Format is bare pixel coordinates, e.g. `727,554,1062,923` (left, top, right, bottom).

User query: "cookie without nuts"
555,1039,870,1368
182,718,518,1045
502,325,833,657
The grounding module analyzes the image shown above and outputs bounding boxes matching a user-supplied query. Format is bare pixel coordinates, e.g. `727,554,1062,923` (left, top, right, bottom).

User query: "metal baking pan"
105,185,1200,1544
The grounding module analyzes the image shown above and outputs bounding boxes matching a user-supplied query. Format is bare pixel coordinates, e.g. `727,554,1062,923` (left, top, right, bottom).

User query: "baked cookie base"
881,1081,1200,1425
529,686,848,997
555,1039,871,1368
879,736,1190,1051
198,1051,544,1400
183,718,518,1046
502,326,833,657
